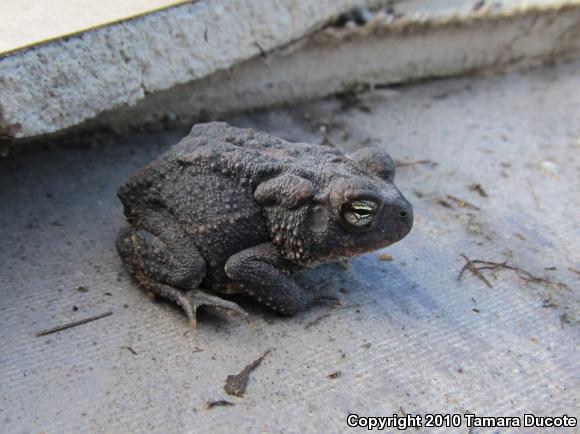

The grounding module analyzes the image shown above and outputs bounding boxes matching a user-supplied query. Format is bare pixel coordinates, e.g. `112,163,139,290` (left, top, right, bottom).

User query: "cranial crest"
254,174,315,209
348,147,396,181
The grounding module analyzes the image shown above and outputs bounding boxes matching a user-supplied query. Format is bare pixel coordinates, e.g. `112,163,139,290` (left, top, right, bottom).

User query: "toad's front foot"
146,281,249,328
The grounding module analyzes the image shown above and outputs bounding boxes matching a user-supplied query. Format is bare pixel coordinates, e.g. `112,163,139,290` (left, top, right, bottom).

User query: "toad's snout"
383,195,413,239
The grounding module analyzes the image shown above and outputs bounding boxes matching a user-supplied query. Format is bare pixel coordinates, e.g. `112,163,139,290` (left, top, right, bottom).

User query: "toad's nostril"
397,199,413,223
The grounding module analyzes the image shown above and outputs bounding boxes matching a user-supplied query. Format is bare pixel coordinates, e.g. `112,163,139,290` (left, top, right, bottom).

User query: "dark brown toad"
116,122,413,325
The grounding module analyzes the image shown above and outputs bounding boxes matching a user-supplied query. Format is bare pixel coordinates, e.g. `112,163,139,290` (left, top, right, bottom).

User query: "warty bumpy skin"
116,122,413,320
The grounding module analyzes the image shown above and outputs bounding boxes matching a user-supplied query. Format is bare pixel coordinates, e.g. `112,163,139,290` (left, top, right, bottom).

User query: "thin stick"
395,159,437,168
459,254,493,288
36,311,113,337
447,195,481,211
459,255,568,290
527,179,541,209
305,312,332,329
470,260,566,288
304,302,361,329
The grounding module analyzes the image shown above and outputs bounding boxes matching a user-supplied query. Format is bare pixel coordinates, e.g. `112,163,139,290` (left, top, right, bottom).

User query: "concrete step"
2,0,580,143
0,0,362,140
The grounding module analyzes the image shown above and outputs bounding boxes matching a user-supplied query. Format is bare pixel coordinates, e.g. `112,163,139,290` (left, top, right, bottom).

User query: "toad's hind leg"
138,281,249,328
116,224,247,326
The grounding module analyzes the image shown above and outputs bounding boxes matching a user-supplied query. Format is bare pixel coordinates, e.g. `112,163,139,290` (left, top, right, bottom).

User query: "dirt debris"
542,298,558,309
378,253,394,262
538,160,560,176
473,0,486,11
338,91,373,112
337,259,351,270
560,314,571,328
413,189,425,198
437,199,453,208
206,400,235,410
224,349,271,397
467,214,484,237
327,371,342,379
469,183,488,197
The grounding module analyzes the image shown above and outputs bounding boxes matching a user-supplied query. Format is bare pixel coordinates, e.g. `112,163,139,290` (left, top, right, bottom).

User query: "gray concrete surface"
1,60,579,433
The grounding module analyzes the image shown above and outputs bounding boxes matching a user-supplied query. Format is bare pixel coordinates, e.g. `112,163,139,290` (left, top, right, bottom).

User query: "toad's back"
117,122,413,319
117,123,340,283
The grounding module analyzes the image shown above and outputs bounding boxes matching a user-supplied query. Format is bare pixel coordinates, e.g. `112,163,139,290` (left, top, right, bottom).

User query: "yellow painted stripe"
0,0,193,56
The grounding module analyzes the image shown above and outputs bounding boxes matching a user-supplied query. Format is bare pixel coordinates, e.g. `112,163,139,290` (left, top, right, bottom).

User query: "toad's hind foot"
145,282,249,328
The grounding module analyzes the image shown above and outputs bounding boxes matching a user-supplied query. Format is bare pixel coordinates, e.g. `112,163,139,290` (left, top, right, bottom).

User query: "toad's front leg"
224,242,313,315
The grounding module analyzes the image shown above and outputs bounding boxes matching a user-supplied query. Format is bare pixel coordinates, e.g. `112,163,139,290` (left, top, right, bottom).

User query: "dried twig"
304,303,361,329
206,400,234,409
36,311,113,337
459,255,568,290
395,159,437,168
447,195,481,211
475,261,564,288
528,179,541,209
305,312,332,329
123,346,138,355
459,254,493,288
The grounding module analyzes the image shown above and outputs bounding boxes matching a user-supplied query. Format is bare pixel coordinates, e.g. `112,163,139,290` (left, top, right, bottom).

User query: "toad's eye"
339,199,378,230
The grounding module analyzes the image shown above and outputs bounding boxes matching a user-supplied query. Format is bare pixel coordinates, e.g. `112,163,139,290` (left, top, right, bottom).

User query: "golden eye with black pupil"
340,199,378,230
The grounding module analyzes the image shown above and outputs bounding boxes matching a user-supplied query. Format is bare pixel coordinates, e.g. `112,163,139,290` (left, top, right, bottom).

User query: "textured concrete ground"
0,60,578,433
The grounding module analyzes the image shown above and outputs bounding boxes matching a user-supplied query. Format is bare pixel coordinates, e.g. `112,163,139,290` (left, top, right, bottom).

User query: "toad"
116,122,413,325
